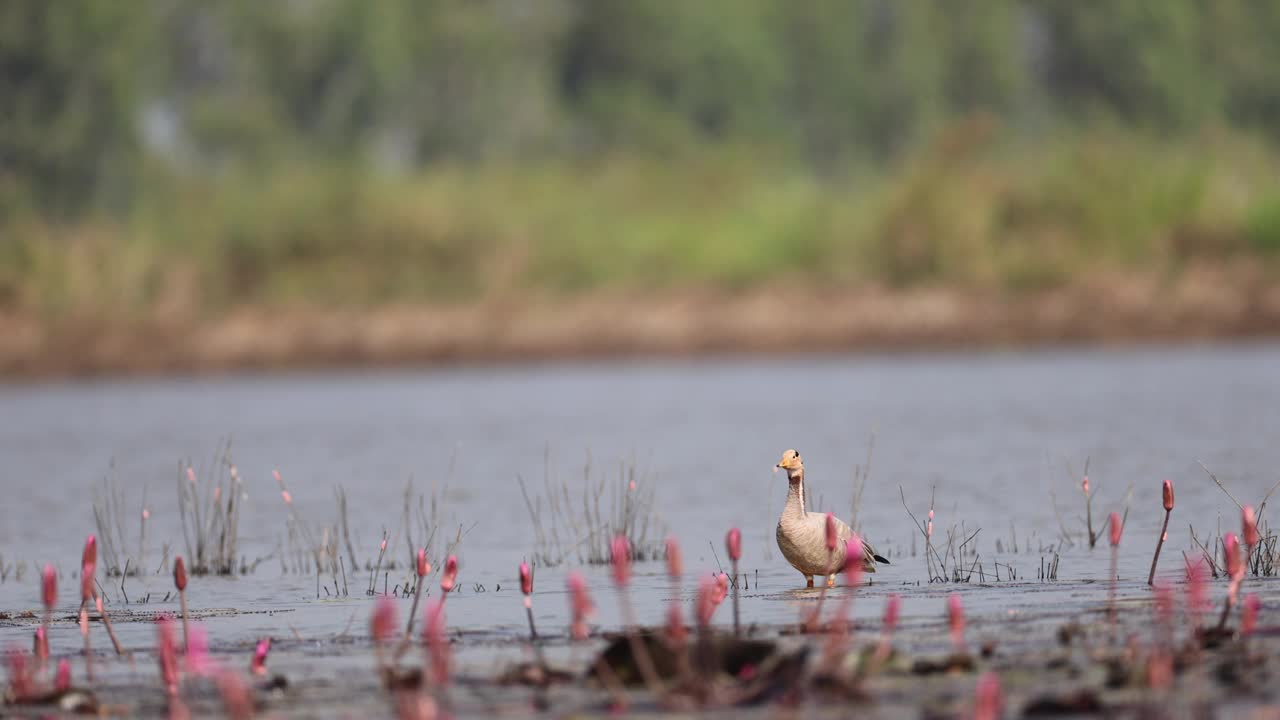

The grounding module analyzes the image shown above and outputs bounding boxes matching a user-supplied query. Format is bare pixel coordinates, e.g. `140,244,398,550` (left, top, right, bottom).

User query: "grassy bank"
3,126,1280,375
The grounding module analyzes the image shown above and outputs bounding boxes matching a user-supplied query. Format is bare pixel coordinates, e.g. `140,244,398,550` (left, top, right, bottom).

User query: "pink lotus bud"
157,616,180,695
416,548,429,578
1162,480,1174,511
665,603,687,644
519,562,533,596
55,658,71,691
187,467,197,484
726,527,742,562
1082,476,1090,497
1243,505,1259,547
695,576,718,626
250,637,271,676
926,519,933,539
440,555,458,593
371,597,397,644
947,593,965,649
974,671,1002,720
80,562,95,602
824,513,838,552
217,669,255,720
42,564,56,611
281,490,292,504
610,535,630,587
272,469,282,485
1224,533,1243,581
425,600,449,685
844,536,865,585
82,535,97,570
567,572,593,640
1108,512,1122,547
379,538,387,553
173,556,188,591
665,537,683,579
712,573,729,606
883,594,901,632
33,627,48,661
142,507,150,520
1243,594,1261,637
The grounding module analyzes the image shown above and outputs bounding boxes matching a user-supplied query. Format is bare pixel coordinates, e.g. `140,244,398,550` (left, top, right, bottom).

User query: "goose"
775,449,888,587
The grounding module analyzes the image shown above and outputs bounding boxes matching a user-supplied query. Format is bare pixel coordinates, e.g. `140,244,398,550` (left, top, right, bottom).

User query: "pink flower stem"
403,576,425,640
524,598,547,669
618,591,664,696
79,606,93,681
1108,545,1118,642
179,588,190,654
730,558,740,638
1147,508,1171,586
94,591,127,656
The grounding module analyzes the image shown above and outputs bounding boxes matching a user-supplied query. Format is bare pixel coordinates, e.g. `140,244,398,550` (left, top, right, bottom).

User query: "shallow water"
2,343,1280,714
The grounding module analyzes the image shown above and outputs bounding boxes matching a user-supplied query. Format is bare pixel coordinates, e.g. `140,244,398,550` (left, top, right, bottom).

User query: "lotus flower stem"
404,549,430,639
369,531,388,595
974,671,1003,720
875,594,901,666
174,556,190,652
610,535,664,696
1242,505,1259,576
94,592,126,656
1148,481,1174,586
371,596,397,677
726,528,742,637
40,564,55,674
518,561,548,673
80,560,94,681
822,537,864,673
947,593,966,655
55,658,71,692
1217,532,1244,632
1107,512,1122,641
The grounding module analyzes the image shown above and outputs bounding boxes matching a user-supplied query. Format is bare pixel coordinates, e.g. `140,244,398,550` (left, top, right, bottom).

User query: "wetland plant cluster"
5,462,1280,717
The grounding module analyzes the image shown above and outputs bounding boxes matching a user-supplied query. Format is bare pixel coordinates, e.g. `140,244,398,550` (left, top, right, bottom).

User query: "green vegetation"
3,1,1280,323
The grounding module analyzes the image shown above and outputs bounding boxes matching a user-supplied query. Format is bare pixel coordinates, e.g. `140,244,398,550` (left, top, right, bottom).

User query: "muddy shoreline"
4,265,1280,379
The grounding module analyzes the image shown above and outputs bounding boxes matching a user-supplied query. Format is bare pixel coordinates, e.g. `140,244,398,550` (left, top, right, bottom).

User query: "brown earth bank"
4,265,1280,379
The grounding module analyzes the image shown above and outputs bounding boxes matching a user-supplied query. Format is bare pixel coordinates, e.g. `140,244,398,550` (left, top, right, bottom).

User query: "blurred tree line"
6,0,1280,218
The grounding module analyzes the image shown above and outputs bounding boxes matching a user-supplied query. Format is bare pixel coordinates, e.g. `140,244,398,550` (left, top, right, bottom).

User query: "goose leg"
805,575,814,588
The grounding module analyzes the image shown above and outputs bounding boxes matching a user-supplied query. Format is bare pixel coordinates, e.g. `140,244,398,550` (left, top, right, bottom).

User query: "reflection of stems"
1148,508,1171,586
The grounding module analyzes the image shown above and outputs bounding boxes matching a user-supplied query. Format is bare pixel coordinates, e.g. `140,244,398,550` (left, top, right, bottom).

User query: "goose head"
774,449,804,482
